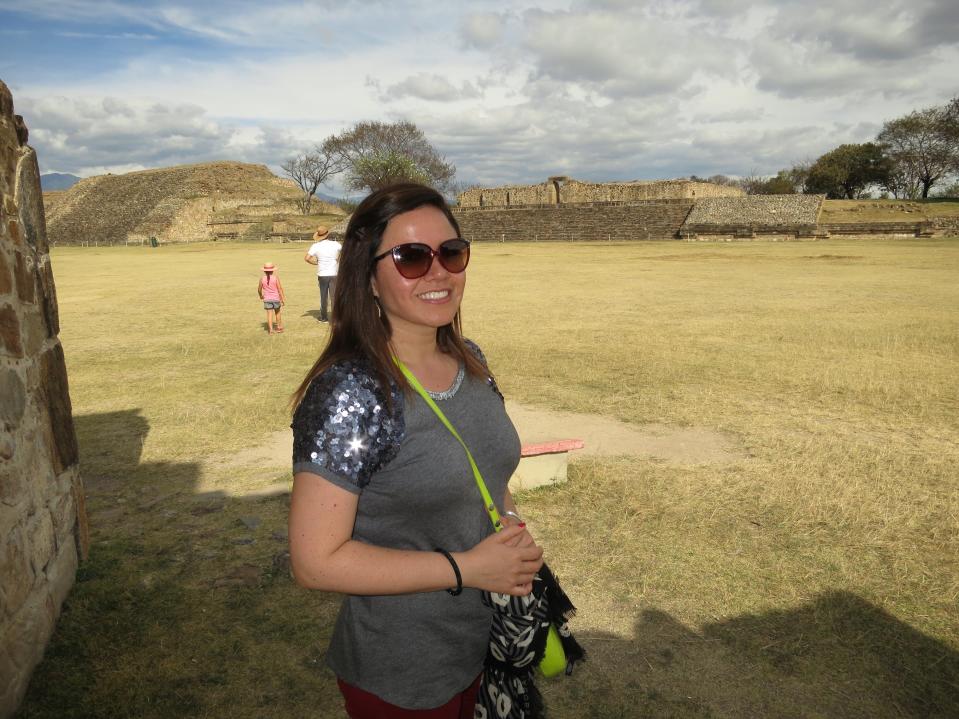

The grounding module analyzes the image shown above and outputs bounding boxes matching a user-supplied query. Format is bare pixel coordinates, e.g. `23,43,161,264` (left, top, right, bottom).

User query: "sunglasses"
373,238,471,279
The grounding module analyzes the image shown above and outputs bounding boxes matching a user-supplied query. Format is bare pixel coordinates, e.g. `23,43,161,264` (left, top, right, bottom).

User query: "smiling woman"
287,184,545,717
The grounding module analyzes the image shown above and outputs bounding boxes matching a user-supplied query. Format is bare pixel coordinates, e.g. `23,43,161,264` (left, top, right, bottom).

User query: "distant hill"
43,161,344,246
315,191,343,204
41,173,80,190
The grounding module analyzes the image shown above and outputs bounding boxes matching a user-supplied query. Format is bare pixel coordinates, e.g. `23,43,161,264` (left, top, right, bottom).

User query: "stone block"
0,643,18,712
26,510,56,576
0,461,23,509
14,147,47,254
0,524,32,618
12,252,33,304
0,305,22,358
0,428,13,462
19,306,45,358
5,220,19,244
0,590,56,719
0,250,11,296
37,261,59,338
49,482,76,548
8,433,44,513
38,344,78,473
44,538,77,616
0,81,12,119
0,368,25,426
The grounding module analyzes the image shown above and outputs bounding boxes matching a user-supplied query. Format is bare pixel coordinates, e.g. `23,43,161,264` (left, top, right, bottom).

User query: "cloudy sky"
1,0,957,193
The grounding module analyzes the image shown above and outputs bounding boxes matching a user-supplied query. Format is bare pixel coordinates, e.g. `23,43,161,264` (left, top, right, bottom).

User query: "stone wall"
457,177,743,208
0,81,87,719
453,200,696,242
683,195,824,226
680,195,826,240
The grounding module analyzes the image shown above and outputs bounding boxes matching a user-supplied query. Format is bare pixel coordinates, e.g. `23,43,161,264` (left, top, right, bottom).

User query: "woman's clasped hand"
456,523,543,596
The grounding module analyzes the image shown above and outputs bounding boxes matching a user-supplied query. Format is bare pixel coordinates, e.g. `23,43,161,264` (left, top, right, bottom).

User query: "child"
257,262,286,334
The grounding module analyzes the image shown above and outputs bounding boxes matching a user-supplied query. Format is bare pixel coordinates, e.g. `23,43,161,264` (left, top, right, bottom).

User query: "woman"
289,183,543,717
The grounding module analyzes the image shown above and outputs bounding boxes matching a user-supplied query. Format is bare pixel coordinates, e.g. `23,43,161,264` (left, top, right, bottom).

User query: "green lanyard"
394,357,503,532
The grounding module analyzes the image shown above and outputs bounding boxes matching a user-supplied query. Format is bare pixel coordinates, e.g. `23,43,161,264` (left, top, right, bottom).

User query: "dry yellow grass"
820,198,959,222
17,237,959,718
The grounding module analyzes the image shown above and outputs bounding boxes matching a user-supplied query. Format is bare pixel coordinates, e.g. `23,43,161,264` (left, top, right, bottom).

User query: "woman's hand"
456,524,543,596
500,513,537,549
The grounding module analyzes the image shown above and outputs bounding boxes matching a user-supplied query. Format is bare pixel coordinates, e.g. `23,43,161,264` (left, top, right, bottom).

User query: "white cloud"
460,12,509,49
383,74,482,102
520,7,737,99
4,0,956,188
21,95,234,175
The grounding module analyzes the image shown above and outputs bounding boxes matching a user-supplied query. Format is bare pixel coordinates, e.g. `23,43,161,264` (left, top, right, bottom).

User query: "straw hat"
262,262,276,272
313,226,330,241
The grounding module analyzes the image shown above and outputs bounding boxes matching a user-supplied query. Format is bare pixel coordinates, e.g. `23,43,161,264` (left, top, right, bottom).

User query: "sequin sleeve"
291,360,405,494
463,337,504,402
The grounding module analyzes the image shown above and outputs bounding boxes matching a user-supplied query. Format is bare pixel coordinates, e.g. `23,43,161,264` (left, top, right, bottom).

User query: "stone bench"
509,439,585,491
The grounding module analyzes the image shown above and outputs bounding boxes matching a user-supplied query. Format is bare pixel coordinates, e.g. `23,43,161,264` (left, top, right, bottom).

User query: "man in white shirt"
304,226,341,323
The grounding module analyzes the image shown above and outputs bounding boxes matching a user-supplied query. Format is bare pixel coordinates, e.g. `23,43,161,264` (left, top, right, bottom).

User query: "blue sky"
1,0,957,193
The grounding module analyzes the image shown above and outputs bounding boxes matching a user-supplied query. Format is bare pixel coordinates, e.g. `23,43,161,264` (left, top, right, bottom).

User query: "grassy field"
820,198,959,222
17,238,959,718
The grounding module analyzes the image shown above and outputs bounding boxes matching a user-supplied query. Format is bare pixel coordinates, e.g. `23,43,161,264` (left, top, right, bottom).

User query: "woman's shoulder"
461,337,488,367
292,358,405,488
460,338,505,402
297,358,399,416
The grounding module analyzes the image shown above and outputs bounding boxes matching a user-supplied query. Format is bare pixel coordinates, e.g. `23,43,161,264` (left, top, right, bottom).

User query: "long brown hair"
291,183,487,411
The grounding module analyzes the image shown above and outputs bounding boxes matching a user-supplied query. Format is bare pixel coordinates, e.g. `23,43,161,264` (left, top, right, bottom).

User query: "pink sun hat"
262,262,276,272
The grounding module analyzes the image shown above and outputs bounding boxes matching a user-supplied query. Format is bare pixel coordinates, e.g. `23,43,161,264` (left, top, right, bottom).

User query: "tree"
735,170,798,195
322,120,456,194
940,96,959,173
877,103,959,199
805,143,891,199
281,149,343,214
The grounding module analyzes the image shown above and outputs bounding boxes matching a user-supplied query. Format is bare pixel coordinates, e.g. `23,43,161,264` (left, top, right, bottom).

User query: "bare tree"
878,104,959,199
281,149,344,214
322,120,456,194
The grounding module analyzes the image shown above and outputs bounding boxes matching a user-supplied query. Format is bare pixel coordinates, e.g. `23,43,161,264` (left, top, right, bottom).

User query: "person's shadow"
542,591,959,718
301,310,327,322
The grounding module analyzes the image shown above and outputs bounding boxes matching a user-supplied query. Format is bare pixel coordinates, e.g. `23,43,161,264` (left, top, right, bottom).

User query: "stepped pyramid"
44,161,343,245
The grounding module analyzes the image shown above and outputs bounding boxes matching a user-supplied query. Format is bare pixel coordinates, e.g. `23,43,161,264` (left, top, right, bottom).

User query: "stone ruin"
452,176,833,243
0,80,87,718
457,176,744,208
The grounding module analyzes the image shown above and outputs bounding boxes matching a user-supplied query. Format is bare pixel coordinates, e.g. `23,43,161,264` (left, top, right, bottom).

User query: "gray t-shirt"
292,353,520,709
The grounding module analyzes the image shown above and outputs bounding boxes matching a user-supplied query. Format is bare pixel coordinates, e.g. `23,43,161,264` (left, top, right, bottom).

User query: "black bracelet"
435,549,462,596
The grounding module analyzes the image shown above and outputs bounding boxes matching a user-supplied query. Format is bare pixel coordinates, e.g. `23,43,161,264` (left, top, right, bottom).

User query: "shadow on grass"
300,309,329,322
549,592,959,718
16,410,344,719
17,415,959,717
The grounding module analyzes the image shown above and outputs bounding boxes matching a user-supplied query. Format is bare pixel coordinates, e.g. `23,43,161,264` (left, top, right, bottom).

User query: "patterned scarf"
475,563,585,719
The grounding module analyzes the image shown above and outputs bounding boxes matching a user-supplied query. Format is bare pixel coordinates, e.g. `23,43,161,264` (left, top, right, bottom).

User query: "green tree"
806,143,891,199
737,168,802,195
322,121,456,194
877,103,959,199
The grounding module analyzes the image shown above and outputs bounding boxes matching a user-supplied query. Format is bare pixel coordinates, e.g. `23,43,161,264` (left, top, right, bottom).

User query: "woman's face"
371,205,466,337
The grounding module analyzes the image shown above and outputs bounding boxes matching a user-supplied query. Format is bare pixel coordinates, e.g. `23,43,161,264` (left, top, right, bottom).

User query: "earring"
374,298,383,320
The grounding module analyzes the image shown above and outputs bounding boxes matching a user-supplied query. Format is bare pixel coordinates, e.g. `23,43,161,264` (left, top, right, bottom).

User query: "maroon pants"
337,674,482,719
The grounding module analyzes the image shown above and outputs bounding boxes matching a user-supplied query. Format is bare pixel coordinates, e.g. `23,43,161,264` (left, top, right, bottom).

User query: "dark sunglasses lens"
438,240,470,273
392,244,432,278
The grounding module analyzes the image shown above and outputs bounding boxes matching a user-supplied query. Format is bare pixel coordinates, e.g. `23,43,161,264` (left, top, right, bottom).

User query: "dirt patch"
504,401,743,464
219,401,744,472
